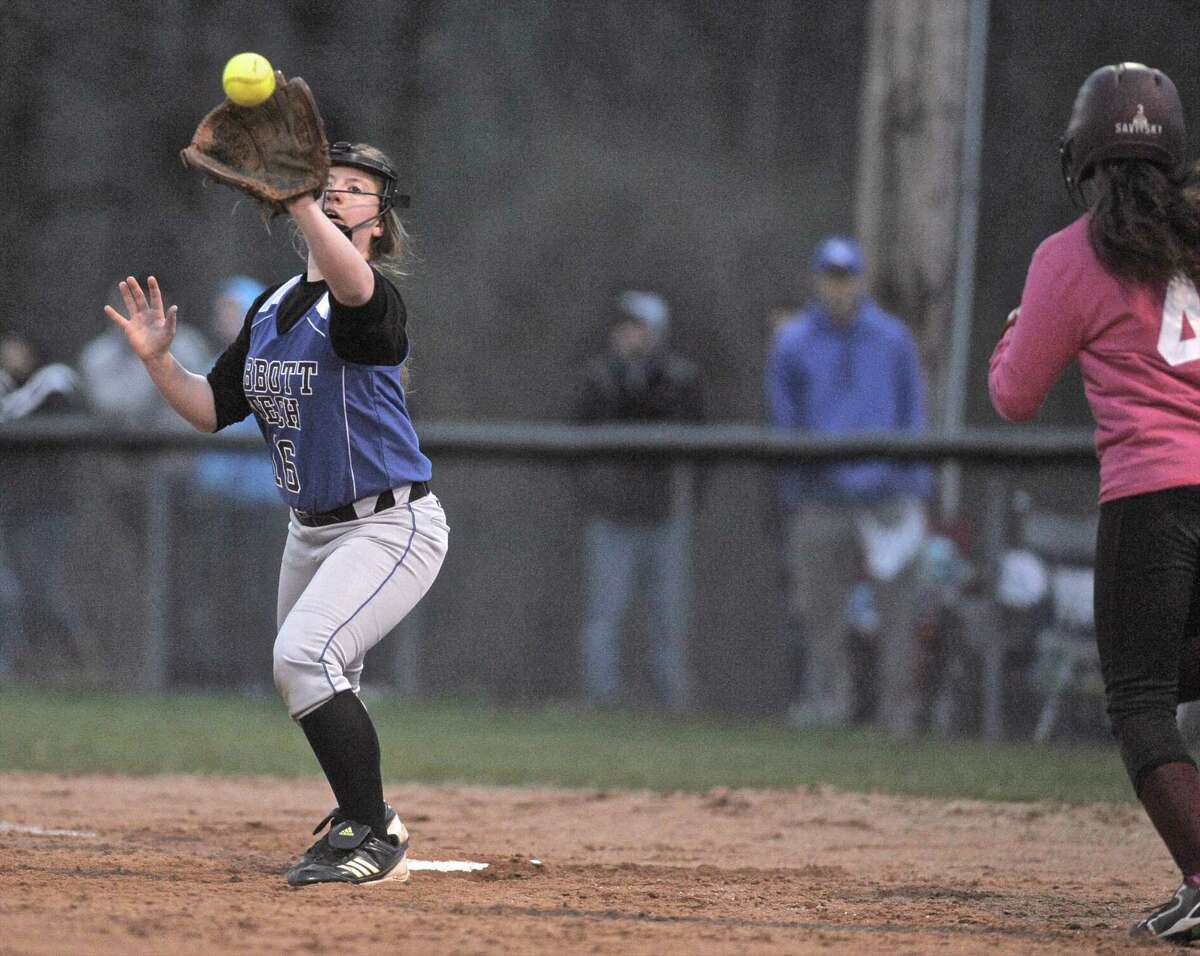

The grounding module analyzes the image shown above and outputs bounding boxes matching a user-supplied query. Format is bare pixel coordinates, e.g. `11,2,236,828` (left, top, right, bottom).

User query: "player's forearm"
291,198,375,305
141,352,218,432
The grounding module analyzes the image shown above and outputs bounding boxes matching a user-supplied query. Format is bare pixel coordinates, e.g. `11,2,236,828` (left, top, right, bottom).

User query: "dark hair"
1088,159,1200,286
1060,63,1186,205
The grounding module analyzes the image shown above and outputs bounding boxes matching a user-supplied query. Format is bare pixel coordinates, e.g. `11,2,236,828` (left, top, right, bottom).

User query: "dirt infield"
0,772,1178,954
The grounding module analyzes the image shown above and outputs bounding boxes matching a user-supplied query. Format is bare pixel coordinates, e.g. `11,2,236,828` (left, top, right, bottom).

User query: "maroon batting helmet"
1059,63,1186,205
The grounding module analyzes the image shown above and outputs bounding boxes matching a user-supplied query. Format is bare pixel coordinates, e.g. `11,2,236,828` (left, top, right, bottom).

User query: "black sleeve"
329,267,408,366
206,284,275,431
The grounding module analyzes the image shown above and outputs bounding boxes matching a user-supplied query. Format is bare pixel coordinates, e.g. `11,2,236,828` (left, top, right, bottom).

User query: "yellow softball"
222,52,276,107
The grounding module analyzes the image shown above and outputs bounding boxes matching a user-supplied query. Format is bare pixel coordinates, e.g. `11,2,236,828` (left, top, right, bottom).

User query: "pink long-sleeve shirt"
989,214,1200,503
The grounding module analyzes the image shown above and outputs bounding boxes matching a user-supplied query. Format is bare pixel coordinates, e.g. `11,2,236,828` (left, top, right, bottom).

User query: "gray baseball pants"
273,491,449,719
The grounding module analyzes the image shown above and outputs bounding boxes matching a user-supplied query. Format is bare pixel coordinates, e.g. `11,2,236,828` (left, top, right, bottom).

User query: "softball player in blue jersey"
105,142,447,886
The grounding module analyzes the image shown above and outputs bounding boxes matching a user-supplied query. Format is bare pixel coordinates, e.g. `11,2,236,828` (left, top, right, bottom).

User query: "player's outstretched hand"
104,276,178,363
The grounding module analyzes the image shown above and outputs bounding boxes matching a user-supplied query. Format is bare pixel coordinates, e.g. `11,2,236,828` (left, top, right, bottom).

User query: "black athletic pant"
1094,485,1200,789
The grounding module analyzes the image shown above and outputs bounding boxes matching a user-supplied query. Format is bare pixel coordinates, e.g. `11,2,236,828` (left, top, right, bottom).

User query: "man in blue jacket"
765,236,931,737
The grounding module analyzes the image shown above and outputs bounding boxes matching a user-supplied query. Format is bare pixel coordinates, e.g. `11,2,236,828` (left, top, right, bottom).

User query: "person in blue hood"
765,236,931,737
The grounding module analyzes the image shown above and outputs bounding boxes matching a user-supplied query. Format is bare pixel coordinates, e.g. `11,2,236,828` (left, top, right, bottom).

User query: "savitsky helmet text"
1059,63,1186,208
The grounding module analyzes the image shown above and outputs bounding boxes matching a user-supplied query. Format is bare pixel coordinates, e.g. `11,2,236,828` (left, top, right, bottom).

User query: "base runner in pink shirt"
990,62,1200,943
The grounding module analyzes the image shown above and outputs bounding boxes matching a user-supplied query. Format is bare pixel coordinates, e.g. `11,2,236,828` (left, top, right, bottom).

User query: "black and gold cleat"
286,809,410,886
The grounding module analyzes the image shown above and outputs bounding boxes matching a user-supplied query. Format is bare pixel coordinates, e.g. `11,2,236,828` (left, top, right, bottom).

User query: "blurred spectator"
78,282,210,426
192,275,277,505
765,236,932,737
178,275,286,689
766,299,805,339
0,329,83,676
64,283,213,682
762,297,809,698
574,290,705,711
0,329,79,420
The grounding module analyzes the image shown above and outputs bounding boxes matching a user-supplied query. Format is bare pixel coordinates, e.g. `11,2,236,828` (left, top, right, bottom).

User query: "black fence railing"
0,414,1097,463
0,417,1101,740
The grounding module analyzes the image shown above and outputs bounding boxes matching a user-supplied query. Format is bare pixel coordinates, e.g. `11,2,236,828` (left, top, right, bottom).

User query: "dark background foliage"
2,1,1193,710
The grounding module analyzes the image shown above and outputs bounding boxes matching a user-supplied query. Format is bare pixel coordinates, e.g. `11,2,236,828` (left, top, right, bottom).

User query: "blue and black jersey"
207,267,431,513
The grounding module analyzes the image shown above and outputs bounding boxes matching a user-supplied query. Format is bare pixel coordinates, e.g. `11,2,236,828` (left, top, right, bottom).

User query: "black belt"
293,481,429,528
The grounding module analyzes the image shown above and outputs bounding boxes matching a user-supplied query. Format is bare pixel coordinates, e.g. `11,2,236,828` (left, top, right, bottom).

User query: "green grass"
0,689,1132,804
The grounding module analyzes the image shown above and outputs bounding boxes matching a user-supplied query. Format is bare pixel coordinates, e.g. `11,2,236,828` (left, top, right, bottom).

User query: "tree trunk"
856,0,970,428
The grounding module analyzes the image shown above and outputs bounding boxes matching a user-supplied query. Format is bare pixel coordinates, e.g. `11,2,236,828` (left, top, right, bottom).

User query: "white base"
407,859,488,872
0,820,98,838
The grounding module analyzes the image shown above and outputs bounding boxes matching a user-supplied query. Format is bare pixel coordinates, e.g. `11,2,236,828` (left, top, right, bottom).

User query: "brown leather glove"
180,71,329,215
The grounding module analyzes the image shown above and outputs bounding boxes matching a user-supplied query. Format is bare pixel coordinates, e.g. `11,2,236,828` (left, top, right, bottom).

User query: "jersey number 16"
271,437,301,493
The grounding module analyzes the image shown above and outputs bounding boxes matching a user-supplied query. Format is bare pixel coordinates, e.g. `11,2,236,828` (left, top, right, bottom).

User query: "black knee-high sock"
1138,761,1200,878
298,690,388,839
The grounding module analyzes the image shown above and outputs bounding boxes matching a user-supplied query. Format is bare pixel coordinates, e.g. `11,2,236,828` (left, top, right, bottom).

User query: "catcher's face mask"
322,169,386,240
322,142,410,238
